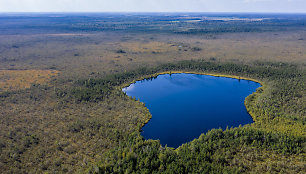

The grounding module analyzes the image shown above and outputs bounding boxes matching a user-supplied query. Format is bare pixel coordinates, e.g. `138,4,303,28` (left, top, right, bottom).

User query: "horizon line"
0,11,306,14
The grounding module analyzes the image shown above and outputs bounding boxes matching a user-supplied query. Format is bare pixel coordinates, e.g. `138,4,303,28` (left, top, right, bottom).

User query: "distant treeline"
1,14,306,35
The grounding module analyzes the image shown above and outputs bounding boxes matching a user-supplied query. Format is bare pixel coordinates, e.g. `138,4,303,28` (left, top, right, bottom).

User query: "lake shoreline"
120,71,265,145
120,71,264,88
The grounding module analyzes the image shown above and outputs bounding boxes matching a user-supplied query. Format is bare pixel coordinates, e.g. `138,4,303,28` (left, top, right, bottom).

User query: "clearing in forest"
0,70,59,91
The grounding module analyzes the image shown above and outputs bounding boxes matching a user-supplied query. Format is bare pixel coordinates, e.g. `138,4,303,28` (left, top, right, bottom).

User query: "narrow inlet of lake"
123,73,261,148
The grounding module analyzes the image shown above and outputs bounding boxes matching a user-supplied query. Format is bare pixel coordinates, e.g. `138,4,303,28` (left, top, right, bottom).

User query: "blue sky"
0,0,305,13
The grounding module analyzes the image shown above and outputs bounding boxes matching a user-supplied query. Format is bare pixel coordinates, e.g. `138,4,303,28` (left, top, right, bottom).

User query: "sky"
0,0,305,13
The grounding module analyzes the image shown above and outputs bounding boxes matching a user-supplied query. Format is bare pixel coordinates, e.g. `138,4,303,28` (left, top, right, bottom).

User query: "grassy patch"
0,70,59,92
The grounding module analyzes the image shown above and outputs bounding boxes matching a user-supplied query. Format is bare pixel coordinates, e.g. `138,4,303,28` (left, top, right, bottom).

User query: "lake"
122,73,261,148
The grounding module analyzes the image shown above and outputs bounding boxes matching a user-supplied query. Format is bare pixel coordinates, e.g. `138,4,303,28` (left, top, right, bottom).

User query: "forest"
64,60,305,173
0,13,305,173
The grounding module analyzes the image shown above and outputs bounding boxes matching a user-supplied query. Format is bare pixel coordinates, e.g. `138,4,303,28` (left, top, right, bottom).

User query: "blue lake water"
123,73,261,148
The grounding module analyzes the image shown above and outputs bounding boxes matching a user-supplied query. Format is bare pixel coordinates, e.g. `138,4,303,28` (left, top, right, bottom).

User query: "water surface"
123,73,261,148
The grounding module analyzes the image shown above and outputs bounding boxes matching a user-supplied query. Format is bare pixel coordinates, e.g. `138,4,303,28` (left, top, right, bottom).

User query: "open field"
0,13,306,79
0,31,305,81
0,70,59,92
0,13,305,173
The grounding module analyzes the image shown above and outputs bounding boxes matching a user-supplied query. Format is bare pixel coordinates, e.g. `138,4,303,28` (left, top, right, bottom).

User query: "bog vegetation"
68,60,305,173
0,13,305,173
0,70,59,92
